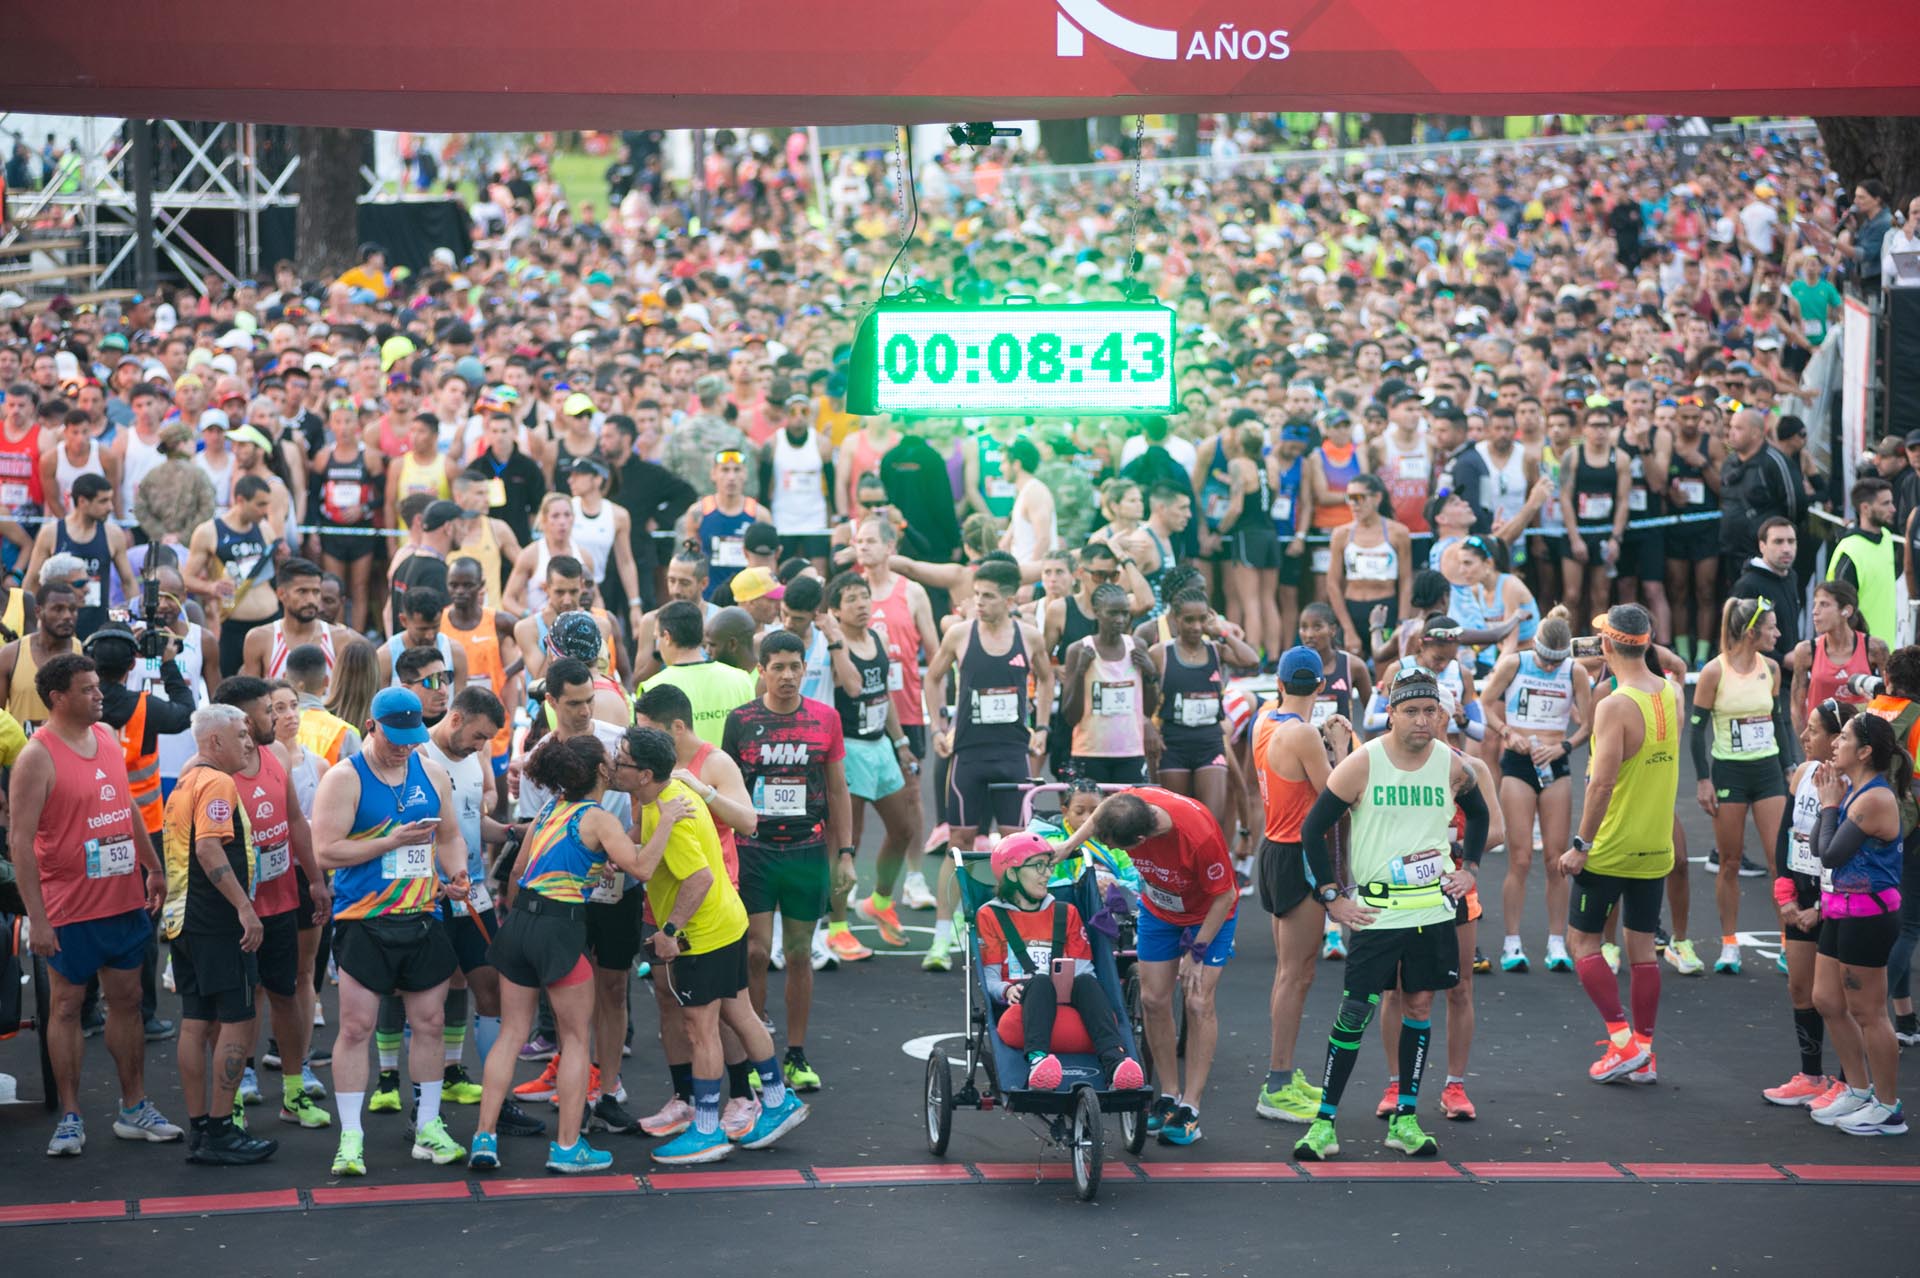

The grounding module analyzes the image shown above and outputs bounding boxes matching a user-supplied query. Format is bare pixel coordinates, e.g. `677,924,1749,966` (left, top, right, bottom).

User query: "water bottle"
1531,736,1553,790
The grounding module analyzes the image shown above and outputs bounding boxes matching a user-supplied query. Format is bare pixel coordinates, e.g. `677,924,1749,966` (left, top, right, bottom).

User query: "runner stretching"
1291,669,1490,1161
1560,604,1679,1086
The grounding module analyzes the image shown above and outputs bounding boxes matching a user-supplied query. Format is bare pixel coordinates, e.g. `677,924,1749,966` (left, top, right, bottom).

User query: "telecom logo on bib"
1054,0,1291,61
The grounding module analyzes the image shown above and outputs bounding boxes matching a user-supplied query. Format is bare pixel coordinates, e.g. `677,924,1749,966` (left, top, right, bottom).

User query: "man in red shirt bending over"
1056,786,1235,1146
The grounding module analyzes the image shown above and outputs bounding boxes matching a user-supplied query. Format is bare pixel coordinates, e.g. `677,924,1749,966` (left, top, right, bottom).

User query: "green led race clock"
846,301,1178,417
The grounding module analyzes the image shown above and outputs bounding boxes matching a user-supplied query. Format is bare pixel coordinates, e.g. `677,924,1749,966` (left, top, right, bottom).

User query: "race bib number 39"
1731,715,1775,753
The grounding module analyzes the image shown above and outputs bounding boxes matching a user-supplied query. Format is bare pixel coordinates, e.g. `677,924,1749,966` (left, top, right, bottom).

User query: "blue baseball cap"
1278,646,1324,693
370,687,430,744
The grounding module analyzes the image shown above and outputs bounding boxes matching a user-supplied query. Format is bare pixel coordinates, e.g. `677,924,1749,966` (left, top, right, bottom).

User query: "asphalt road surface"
3,756,1916,1274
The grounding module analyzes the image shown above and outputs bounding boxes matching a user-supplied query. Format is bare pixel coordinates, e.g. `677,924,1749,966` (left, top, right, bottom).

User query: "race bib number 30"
1093,681,1137,717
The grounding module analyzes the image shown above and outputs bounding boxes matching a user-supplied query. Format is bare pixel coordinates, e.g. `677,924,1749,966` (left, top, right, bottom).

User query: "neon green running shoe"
330,1130,366,1177
1385,1112,1439,1156
278,1090,333,1129
442,1065,484,1105
368,1069,403,1113
1293,1118,1340,1161
1255,1071,1322,1123
782,1051,822,1093
411,1116,466,1165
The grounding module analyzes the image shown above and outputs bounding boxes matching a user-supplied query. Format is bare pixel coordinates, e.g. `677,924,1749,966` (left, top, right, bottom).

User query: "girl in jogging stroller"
974,832,1145,1093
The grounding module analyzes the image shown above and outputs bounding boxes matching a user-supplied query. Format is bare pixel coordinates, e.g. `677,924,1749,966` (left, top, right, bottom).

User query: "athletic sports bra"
1342,530,1398,583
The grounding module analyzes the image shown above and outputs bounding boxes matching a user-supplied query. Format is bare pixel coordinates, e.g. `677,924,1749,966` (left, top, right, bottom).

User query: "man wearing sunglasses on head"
680,449,767,604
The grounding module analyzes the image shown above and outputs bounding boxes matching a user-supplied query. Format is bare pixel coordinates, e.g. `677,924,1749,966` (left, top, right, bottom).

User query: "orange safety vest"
1866,695,1920,760
122,691,163,834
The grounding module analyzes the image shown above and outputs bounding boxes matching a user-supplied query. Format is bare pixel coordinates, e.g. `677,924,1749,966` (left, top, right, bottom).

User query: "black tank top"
1316,648,1355,724
1228,463,1271,536
1057,595,1098,664
835,633,893,741
552,437,594,494
954,619,1031,750
54,517,109,637
1159,639,1224,746
1668,433,1717,514
1570,447,1620,531
317,450,377,527
1619,431,1664,525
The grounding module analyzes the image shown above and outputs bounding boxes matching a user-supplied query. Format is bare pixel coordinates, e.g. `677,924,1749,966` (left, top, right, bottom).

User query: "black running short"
1257,838,1312,918
1817,910,1900,968
1712,755,1787,805
669,934,751,1008
173,931,260,1024
1342,922,1461,997
332,913,458,994
1618,530,1665,580
256,909,301,998
1569,870,1665,935
586,887,646,970
1499,747,1572,792
295,863,325,930
443,902,500,974
1231,525,1284,569
1071,755,1150,786
1158,736,1227,773
945,744,1030,832
488,896,589,989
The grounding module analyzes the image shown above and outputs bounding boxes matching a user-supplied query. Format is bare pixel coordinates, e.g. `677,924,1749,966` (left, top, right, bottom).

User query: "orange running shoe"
1807,1077,1850,1114
1441,1082,1476,1120
1375,1084,1399,1118
513,1055,561,1102
825,928,873,962
1589,1034,1650,1084
857,898,908,946
582,1064,603,1107
1763,1072,1831,1106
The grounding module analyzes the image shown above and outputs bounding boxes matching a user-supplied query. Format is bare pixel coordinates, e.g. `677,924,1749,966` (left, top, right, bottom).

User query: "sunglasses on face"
406,672,449,691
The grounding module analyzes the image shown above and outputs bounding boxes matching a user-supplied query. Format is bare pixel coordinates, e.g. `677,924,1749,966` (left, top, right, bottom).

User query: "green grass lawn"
548,150,612,216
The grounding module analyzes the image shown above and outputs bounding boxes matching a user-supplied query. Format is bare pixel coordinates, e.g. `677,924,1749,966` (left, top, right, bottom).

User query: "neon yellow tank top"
396,451,450,503
1346,736,1457,930
1589,682,1679,879
1711,652,1777,760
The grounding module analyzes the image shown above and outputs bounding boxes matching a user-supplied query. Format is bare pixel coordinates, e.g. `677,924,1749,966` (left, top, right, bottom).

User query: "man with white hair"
164,701,278,1164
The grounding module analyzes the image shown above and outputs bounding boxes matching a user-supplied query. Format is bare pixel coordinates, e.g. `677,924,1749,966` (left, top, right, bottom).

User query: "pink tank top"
34,724,144,926
866,577,925,727
1808,631,1873,713
1070,635,1146,759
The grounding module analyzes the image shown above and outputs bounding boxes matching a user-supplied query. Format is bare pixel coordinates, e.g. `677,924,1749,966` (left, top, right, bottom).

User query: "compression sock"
1317,992,1379,1118
416,1080,443,1131
692,1076,722,1136
1629,963,1661,1038
474,1015,501,1065
1575,954,1627,1031
751,1056,787,1108
336,1091,364,1138
726,1059,752,1100
442,988,468,1067
1396,1018,1431,1115
1266,1068,1292,1092
1794,1006,1825,1077
283,1071,305,1106
1675,635,1693,666
376,995,405,1071
670,1061,694,1103
932,919,954,948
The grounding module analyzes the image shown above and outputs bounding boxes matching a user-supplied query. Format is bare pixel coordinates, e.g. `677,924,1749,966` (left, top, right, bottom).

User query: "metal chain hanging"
1120,112,1148,299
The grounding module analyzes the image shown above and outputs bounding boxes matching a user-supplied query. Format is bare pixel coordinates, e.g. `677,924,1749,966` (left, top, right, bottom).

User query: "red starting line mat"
4,1161,1919,1226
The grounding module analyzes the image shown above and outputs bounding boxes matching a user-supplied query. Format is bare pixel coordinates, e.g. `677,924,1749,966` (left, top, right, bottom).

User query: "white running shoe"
1812,1087,1874,1127
1836,1099,1908,1137
810,928,838,972
900,872,938,911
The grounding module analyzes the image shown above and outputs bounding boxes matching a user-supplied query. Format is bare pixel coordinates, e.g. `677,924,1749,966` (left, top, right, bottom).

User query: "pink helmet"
991,832,1055,880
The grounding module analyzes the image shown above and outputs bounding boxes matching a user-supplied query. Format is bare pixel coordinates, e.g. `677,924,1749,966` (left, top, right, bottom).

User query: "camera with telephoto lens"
137,576,168,660
1846,673,1885,698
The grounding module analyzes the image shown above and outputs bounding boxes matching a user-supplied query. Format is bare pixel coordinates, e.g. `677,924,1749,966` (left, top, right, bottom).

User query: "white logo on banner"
1055,0,1291,61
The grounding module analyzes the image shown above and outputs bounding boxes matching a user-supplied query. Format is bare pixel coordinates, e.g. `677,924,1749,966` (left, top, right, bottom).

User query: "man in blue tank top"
309,687,470,1177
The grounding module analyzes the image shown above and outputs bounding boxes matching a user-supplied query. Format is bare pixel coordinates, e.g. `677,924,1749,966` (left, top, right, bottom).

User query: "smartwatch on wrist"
1570,835,1589,854
837,846,856,860
1315,884,1340,906
661,921,681,941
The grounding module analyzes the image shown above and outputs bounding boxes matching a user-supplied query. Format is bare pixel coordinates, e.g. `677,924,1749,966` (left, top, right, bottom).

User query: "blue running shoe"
1157,1103,1202,1145
1144,1094,1178,1134
468,1132,500,1171
546,1137,614,1174
652,1124,733,1165
740,1092,810,1151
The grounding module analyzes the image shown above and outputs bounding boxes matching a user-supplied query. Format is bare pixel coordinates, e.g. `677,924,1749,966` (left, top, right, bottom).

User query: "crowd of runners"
1,116,1916,1177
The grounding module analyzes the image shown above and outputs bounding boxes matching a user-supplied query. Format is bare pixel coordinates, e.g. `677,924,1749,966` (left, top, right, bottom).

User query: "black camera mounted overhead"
947,122,1022,149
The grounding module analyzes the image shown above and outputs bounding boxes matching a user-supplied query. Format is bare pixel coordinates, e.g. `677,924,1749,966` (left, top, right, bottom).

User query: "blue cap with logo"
1278,645,1324,693
370,687,430,745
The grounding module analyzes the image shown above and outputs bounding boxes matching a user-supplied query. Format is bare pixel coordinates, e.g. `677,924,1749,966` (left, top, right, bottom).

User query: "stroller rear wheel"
925,1049,954,1155
1071,1087,1103,1202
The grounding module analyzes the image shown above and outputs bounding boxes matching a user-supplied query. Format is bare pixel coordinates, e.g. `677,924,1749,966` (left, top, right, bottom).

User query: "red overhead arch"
3,1,1916,130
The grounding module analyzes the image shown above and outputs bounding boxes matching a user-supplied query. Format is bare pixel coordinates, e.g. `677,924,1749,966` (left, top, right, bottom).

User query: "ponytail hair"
1813,579,1866,639
1849,711,1915,810
1720,596,1771,654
